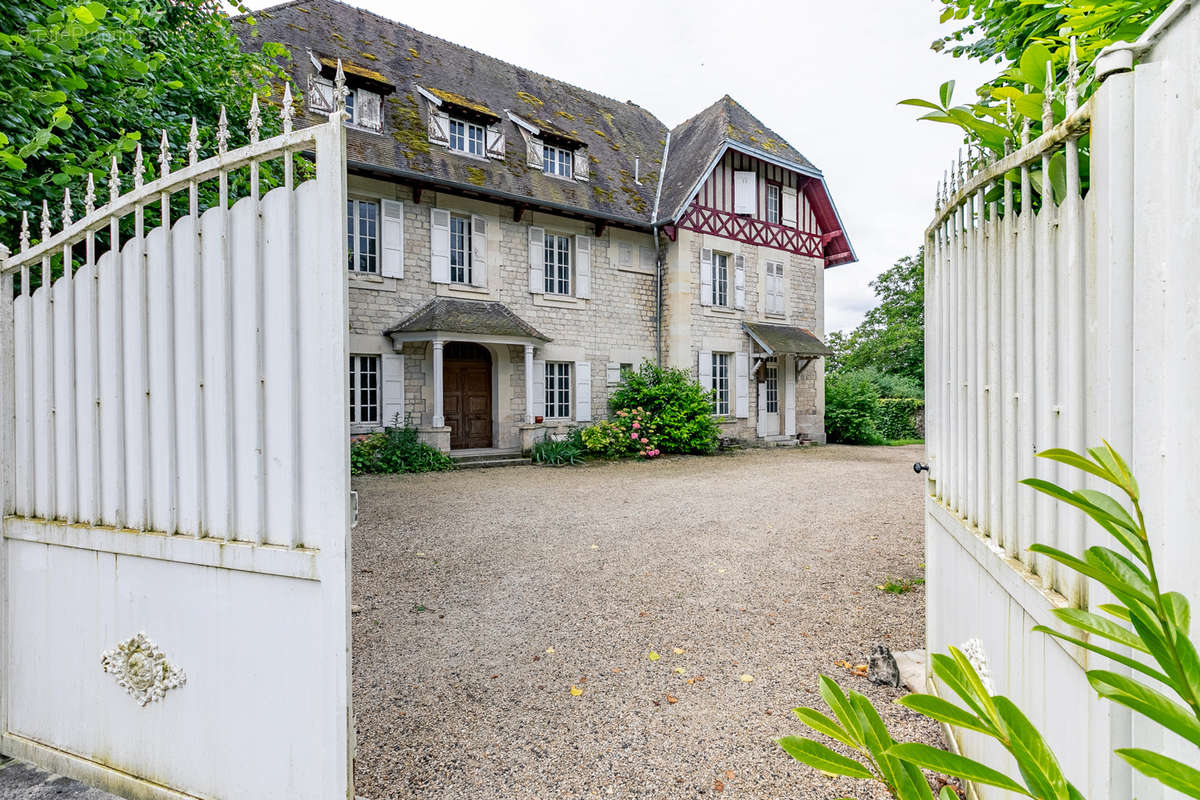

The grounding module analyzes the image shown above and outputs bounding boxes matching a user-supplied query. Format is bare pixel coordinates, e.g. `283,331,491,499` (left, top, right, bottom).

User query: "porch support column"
432,340,445,428
524,344,535,422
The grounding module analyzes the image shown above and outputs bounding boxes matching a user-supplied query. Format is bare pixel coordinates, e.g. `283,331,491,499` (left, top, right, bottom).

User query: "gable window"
449,214,472,284
347,199,379,273
544,233,571,295
449,117,486,156
711,352,730,415
545,362,572,418
767,184,781,224
711,252,729,307
349,355,379,423
543,144,573,178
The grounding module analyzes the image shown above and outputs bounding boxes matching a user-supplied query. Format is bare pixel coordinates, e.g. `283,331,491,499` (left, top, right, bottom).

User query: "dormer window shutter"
575,235,592,299
733,170,757,215
485,125,506,159
308,74,335,113
525,134,545,169
358,90,382,132
427,103,450,147
573,149,589,182
781,186,798,227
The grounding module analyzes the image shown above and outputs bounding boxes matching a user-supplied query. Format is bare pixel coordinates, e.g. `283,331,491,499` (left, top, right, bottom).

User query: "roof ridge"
258,0,666,130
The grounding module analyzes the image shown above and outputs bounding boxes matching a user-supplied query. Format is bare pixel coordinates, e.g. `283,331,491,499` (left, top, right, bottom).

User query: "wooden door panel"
445,358,492,449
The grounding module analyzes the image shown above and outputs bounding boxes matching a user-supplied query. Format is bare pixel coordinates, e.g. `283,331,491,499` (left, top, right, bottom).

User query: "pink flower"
630,433,638,440
632,422,640,430
652,449,659,456
640,437,649,444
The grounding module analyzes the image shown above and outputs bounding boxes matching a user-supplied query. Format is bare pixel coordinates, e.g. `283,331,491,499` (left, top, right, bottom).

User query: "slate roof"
385,298,550,341
244,0,665,226
742,322,831,357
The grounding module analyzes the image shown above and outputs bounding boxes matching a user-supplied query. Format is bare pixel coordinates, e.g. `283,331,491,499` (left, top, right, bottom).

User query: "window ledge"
443,148,490,163
702,305,740,318
435,282,496,300
533,293,586,309
764,312,787,321
349,273,396,292
351,423,383,436
346,123,383,136
616,264,655,276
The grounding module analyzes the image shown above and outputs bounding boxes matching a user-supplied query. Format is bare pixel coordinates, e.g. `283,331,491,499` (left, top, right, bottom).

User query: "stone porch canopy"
741,321,831,369
384,297,550,428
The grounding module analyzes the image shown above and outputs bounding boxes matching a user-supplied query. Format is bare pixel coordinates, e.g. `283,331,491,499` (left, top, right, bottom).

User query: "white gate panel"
1,98,352,800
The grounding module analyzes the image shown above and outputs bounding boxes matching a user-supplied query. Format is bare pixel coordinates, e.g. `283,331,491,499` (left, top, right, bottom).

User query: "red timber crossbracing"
677,203,824,258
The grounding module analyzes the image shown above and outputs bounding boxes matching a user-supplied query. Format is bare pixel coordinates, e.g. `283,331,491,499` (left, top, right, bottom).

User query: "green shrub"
609,361,718,455
824,371,884,445
580,420,632,459
532,437,584,466
877,397,923,440
350,426,454,475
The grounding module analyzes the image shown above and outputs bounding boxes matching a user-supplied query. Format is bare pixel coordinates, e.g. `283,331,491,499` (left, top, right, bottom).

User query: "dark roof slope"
742,321,830,357
244,0,665,224
385,298,550,341
659,95,819,223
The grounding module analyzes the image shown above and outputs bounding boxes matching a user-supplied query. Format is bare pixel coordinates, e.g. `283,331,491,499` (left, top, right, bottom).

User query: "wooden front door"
443,342,493,449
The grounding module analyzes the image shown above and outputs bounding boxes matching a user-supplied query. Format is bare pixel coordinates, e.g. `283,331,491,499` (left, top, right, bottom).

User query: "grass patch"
885,438,925,446
875,576,926,595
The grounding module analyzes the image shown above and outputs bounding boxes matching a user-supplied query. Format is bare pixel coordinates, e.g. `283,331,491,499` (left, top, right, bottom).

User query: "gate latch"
913,462,930,474
350,490,359,528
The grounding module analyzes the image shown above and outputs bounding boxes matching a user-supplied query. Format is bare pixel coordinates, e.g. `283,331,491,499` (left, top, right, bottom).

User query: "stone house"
246,0,855,452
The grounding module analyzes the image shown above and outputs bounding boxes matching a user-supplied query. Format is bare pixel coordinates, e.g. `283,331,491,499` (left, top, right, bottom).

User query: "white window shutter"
575,235,592,299
532,359,546,418
427,104,450,147
470,215,488,287
308,75,334,113
734,352,749,418
606,362,621,386
640,246,655,271
698,350,713,393
528,226,545,293
485,124,506,159
700,248,713,307
756,379,767,437
358,90,382,132
784,355,797,436
734,254,746,309
575,361,592,421
381,352,405,426
381,199,404,278
618,242,633,268
430,207,450,283
781,186,798,227
573,148,589,181
733,170,757,215
525,134,544,169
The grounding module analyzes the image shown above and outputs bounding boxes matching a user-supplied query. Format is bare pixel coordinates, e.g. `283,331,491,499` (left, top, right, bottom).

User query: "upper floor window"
765,261,785,316
349,355,379,424
767,184,781,224
544,233,571,295
449,214,473,284
711,252,729,307
543,144,573,178
449,118,486,157
347,199,379,273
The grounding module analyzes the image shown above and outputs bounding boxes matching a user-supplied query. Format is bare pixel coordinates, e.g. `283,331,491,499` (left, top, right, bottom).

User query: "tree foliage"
831,250,924,386
0,0,290,246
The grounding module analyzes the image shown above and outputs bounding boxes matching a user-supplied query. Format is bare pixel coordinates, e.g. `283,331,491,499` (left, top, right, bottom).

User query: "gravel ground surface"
0,759,116,799
352,444,941,800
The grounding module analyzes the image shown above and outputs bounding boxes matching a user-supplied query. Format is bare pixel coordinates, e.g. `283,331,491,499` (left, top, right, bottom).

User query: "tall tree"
831,250,924,385
0,0,290,246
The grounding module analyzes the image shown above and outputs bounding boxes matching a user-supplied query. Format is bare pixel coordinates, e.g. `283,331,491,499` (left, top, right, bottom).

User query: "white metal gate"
0,95,352,799
923,3,1200,797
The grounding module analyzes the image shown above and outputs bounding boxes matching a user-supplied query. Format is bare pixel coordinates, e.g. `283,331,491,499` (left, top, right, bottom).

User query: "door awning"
385,297,551,347
742,321,831,357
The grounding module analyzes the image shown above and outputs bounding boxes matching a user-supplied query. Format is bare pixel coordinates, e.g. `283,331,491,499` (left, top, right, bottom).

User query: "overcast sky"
247,0,997,334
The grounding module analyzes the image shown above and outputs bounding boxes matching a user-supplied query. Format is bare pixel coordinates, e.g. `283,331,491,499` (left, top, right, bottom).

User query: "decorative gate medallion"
101,633,187,706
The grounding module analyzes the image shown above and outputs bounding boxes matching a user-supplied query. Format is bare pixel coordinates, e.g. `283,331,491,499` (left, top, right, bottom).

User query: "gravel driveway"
352,444,939,800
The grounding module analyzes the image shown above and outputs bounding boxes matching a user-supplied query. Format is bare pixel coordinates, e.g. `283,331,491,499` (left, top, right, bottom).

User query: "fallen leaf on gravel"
569,685,582,696
714,779,724,792
718,569,726,574
724,770,736,780
673,667,685,674
416,552,425,557
739,674,754,682
545,647,555,654
686,678,695,685
648,651,660,661
652,699,660,706
673,647,685,655
590,544,599,550
490,674,498,679
533,655,540,661
579,676,587,683
695,675,706,682
612,667,621,673
666,694,678,704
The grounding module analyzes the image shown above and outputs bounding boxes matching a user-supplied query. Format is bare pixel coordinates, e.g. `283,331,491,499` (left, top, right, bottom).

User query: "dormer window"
449,118,486,157
344,87,382,133
307,56,392,134
543,144,573,178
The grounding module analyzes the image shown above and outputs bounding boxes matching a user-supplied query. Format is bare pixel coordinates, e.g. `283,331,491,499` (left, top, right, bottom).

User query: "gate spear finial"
109,155,120,205
134,143,144,189
62,187,72,228
248,94,261,144
41,199,51,241
334,59,349,114
159,129,172,175
281,82,295,134
188,117,199,166
1066,37,1079,113
217,106,230,155
1042,61,1054,130
85,172,96,216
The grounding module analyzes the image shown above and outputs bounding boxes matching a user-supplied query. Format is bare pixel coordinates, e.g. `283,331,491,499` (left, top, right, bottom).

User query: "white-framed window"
544,233,571,295
712,252,729,307
765,260,785,316
543,144,572,178
347,198,379,273
711,352,730,415
545,362,572,418
449,213,472,284
349,355,379,424
767,184,781,224
449,117,486,156
765,361,779,413
344,87,382,133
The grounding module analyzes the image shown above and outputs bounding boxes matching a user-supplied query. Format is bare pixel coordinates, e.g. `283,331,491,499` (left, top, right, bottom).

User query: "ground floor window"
349,355,379,424
765,362,779,413
711,352,730,415
545,361,572,418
